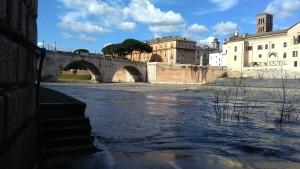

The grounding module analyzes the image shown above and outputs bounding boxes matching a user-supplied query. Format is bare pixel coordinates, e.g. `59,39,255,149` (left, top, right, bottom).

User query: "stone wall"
0,0,39,169
228,67,300,79
147,63,227,84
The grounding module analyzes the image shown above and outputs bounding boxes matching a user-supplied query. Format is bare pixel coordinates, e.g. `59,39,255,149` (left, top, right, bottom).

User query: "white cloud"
61,32,75,39
58,0,186,36
37,42,44,48
149,24,185,34
124,0,186,34
187,24,208,33
79,34,97,43
213,21,238,36
265,0,300,19
103,43,112,47
124,0,185,25
197,36,216,47
120,22,137,31
58,21,110,34
210,0,238,11
182,23,209,42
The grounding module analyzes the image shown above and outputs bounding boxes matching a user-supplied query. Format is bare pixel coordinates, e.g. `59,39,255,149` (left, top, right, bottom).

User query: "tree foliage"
101,39,152,59
74,48,89,54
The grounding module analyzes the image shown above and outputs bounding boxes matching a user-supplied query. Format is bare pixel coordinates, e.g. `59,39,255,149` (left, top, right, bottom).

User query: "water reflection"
44,83,300,169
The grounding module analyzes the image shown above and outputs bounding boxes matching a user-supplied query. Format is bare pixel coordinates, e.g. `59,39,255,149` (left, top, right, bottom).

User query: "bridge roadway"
41,50,147,83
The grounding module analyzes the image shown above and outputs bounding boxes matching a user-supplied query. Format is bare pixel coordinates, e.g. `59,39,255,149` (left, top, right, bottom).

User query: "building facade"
127,36,197,64
209,50,226,67
224,13,300,78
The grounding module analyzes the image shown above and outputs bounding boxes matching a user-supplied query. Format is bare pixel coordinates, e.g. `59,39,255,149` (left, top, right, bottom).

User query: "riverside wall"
0,0,39,169
147,63,227,84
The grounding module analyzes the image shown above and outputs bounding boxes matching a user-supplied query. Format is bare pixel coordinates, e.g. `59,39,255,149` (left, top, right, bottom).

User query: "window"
271,44,275,49
298,35,300,44
234,46,237,52
294,61,298,67
259,54,262,58
234,55,237,61
293,51,298,57
257,45,263,50
265,44,268,49
283,52,287,58
283,42,287,47
246,46,252,51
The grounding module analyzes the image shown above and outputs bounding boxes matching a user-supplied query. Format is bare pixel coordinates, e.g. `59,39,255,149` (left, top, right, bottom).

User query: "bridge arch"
62,60,102,82
112,66,143,83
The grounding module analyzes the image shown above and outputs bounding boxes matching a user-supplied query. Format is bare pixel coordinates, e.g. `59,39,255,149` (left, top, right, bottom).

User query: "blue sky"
37,0,300,53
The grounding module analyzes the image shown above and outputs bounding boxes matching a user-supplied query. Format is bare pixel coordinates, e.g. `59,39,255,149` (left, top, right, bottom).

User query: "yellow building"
224,13,300,78
127,36,197,64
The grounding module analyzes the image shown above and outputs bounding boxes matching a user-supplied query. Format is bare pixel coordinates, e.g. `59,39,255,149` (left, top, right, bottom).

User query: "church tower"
256,13,273,33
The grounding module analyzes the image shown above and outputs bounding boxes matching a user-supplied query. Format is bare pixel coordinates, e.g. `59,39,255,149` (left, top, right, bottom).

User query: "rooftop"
225,22,300,43
146,36,196,44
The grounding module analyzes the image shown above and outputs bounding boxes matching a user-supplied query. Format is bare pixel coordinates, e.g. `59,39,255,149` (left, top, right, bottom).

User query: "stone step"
41,126,91,139
40,117,90,128
46,145,97,159
45,135,94,149
39,110,85,119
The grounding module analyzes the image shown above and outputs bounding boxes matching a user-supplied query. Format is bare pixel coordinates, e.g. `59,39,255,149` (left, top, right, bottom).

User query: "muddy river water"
44,82,300,169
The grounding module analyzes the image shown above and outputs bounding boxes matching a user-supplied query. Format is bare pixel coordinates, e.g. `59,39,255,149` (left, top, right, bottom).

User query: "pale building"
224,13,300,78
127,36,197,64
209,50,226,67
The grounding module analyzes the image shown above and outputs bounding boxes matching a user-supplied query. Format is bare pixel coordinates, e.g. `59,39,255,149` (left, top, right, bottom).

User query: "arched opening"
112,66,143,83
149,54,163,62
59,60,102,82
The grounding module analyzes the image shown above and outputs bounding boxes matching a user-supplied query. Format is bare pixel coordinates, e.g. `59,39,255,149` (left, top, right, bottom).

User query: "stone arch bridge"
41,50,147,83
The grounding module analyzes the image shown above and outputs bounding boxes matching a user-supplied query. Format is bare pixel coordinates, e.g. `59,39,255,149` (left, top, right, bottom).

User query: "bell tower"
256,13,273,33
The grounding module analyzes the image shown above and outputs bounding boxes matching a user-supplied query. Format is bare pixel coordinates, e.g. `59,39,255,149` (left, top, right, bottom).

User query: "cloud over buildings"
265,0,300,19
213,21,239,36
120,22,137,31
210,0,239,11
58,0,186,36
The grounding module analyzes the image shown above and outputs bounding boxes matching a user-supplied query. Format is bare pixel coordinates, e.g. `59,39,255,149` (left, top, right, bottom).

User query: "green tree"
74,48,89,54
101,39,152,61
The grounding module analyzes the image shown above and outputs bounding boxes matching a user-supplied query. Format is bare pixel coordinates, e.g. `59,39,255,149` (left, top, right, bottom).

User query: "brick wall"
147,63,227,84
0,0,39,169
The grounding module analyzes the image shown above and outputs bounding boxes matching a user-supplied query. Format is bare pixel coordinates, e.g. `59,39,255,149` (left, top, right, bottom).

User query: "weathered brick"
27,16,37,43
0,35,18,85
4,92,17,139
19,2,27,37
5,89,26,139
17,46,27,83
26,50,37,83
7,0,19,31
23,122,37,169
0,95,4,145
0,0,7,21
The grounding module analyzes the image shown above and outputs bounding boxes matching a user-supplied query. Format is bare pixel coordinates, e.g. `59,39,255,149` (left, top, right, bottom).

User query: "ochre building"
127,36,197,64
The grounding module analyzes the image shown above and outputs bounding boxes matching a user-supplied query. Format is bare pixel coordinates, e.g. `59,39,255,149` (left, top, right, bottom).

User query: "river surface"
44,82,300,169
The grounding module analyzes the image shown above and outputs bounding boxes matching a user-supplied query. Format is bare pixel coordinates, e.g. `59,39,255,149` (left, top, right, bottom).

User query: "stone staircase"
39,88,97,167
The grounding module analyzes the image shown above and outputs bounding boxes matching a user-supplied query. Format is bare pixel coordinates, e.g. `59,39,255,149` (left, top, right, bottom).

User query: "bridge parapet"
42,50,147,83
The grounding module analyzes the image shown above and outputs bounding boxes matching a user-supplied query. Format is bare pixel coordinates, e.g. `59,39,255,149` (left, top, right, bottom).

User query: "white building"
224,13,300,78
209,50,226,66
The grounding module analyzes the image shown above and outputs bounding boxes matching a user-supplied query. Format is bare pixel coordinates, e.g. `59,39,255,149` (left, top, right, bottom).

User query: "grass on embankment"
58,73,92,81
